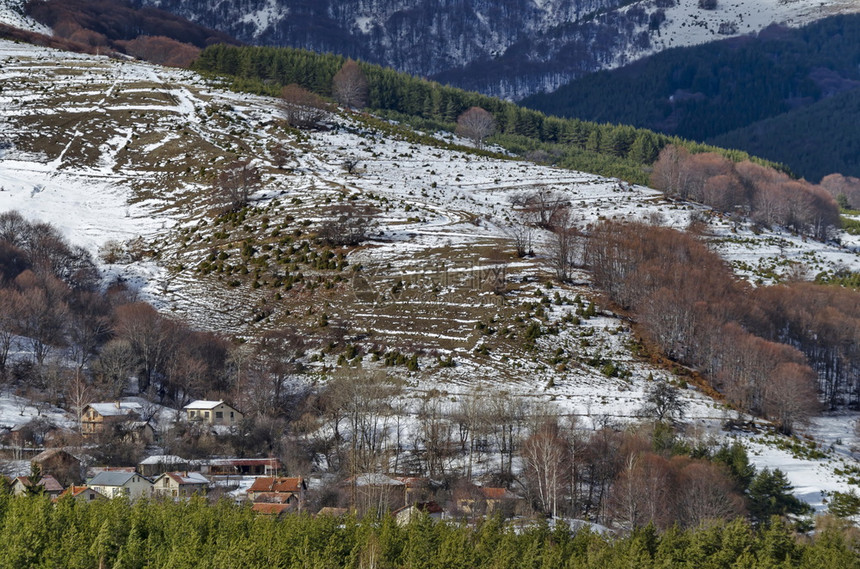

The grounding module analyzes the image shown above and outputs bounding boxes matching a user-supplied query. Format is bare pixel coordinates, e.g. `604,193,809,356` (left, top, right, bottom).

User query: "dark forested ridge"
521,15,860,181
0,494,856,569
710,90,860,182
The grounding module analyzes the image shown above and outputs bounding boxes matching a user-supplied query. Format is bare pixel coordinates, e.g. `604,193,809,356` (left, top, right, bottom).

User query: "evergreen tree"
747,468,812,524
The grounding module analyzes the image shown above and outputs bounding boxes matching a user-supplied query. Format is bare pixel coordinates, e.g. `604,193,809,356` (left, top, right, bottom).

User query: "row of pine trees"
0,493,858,569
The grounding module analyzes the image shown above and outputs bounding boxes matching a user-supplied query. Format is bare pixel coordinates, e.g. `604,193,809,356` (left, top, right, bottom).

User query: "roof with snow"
86,402,142,417
31,448,80,463
183,400,225,410
348,473,405,487
140,455,190,465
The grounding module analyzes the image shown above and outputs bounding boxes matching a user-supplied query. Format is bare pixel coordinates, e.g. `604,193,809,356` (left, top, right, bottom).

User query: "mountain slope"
3,39,860,508
522,14,860,180
125,0,860,99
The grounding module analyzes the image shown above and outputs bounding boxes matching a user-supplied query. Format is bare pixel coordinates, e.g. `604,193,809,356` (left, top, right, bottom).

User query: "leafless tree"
91,338,136,399
522,419,570,518
548,212,583,282
675,460,745,527
456,107,495,149
280,83,329,129
112,302,175,394
0,289,23,374
66,371,91,434
511,188,570,230
332,59,369,110
417,394,454,478
504,213,534,257
16,282,68,368
609,452,674,530
215,158,260,212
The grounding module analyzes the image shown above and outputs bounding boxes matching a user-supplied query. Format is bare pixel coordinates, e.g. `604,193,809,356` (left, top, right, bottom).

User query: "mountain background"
522,14,860,181
122,0,860,100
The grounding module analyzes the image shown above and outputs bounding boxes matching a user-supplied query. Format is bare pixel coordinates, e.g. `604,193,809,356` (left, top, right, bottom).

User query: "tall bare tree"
456,107,495,149
281,83,329,129
332,59,369,110
215,159,260,212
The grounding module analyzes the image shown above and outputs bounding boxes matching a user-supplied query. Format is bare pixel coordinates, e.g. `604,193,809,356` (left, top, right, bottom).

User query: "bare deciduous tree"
280,83,329,129
522,419,570,518
548,211,583,282
215,158,260,212
511,188,570,230
456,107,495,149
332,59,369,110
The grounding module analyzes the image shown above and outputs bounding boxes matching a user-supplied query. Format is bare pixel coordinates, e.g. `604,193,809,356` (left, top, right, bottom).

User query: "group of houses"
3,398,526,522
80,399,244,443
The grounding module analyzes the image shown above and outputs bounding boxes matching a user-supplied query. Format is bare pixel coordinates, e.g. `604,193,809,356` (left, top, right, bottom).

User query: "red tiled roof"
248,477,304,494
480,487,517,500
251,503,293,515
251,492,295,504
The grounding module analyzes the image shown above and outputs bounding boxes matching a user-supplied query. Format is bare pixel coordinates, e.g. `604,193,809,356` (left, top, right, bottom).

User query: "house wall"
91,475,152,500
186,404,243,425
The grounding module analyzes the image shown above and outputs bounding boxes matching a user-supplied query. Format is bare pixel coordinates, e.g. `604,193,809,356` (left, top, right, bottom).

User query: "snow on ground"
616,0,860,68
0,0,52,35
2,39,860,508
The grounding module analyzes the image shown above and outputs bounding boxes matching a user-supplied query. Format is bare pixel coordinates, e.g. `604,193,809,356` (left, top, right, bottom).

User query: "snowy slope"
2,39,860,508
0,0,51,35
625,0,860,58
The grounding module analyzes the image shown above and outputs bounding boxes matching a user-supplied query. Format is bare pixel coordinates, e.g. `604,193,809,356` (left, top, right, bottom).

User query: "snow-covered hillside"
0,0,51,35
627,0,860,56
2,39,860,508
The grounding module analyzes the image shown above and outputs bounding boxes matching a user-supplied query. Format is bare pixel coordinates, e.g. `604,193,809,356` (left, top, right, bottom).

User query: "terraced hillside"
2,40,860,506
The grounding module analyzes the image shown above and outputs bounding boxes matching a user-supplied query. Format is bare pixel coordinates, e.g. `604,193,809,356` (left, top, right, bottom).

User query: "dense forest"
521,15,860,181
710,89,860,182
0,493,857,569
190,44,781,185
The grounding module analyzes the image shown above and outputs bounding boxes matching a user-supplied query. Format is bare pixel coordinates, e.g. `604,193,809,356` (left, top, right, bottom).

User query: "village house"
59,486,107,502
455,486,524,518
393,501,445,526
247,476,307,509
138,455,196,478
200,457,281,477
87,470,152,500
81,401,143,437
31,448,83,486
344,473,407,513
118,420,156,444
151,472,210,499
183,400,243,426
11,474,64,499
251,503,294,516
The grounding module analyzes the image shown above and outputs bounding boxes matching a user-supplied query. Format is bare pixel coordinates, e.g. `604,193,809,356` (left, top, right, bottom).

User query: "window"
215,411,223,420
204,411,210,419
230,411,235,422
